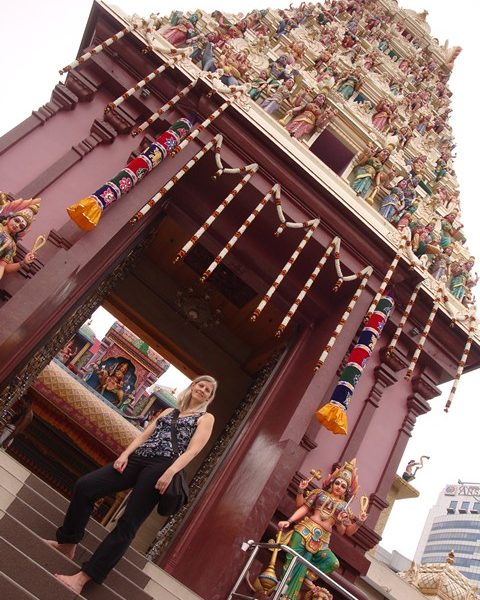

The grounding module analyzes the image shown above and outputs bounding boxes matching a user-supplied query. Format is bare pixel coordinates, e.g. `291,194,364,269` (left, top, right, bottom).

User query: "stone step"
0,453,147,570
0,572,39,600
0,450,205,600
0,535,88,600
0,481,151,595
0,509,150,600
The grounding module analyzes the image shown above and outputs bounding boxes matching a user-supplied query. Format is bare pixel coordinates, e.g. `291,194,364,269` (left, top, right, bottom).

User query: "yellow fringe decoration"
315,402,347,435
66,197,102,231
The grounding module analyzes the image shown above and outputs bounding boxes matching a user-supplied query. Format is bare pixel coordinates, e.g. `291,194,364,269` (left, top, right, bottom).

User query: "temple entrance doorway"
4,212,292,555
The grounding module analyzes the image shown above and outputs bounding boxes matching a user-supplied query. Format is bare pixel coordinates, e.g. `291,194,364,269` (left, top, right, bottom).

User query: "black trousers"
56,454,173,583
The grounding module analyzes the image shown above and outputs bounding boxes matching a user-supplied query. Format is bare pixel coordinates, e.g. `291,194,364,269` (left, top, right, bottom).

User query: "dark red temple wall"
24,134,137,244
0,92,111,194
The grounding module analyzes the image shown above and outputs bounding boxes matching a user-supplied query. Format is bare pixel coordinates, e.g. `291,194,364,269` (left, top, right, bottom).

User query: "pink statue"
285,94,332,140
0,195,41,281
371,98,396,132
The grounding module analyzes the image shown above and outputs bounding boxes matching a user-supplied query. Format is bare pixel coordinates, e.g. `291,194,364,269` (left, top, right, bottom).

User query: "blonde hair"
176,375,218,413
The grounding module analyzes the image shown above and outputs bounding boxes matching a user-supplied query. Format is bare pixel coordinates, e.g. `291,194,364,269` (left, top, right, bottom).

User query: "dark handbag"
156,409,190,516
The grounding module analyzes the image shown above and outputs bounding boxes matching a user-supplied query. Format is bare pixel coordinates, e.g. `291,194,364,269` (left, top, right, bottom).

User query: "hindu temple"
0,1,478,599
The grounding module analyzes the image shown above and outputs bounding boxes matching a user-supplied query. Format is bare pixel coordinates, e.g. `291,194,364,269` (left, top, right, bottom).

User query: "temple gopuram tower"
0,2,478,599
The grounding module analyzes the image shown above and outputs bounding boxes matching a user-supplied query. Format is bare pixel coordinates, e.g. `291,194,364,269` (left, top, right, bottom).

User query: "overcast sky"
1,0,479,561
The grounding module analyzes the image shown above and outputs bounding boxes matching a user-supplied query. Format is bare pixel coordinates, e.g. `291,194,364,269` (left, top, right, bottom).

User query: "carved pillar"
339,348,407,461
369,372,439,527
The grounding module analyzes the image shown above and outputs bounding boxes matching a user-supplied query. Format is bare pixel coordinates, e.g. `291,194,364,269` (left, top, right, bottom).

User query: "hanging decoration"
315,268,373,369
364,233,408,323
444,313,477,412
316,294,395,435
251,221,319,322
67,117,193,230
200,185,280,282
105,63,172,112
59,25,137,74
131,95,254,225
275,237,371,337
132,79,198,136
131,135,223,224
404,286,445,379
386,280,424,355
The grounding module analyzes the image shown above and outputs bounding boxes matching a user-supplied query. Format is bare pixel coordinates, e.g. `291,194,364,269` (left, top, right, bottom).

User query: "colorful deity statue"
160,13,200,47
430,246,453,282
449,260,475,302
371,98,397,132
350,148,390,200
277,460,367,599
0,196,41,281
378,185,404,222
284,93,330,141
336,68,362,101
440,211,464,249
261,78,295,116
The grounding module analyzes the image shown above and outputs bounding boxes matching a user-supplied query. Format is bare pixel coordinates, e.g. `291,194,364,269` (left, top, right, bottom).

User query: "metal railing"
227,540,361,600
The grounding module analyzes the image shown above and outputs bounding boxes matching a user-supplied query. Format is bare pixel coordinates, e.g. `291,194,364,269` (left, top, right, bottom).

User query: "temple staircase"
0,450,203,600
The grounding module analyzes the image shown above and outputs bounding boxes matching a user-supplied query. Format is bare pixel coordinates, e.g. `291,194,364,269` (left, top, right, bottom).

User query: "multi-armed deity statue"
0,194,43,281
250,459,368,599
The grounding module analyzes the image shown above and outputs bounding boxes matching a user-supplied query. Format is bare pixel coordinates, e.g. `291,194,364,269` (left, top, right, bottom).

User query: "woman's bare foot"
54,571,91,594
43,539,77,560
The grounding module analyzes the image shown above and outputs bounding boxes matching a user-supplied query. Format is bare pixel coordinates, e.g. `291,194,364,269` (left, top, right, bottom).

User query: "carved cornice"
50,83,79,111
369,493,389,512
407,393,431,418
65,71,98,102
104,106,136,134
300,433,318,452
381,346,409,372
351,522,383,553
73,119,117,157
47,230,73,251
412,373,441,401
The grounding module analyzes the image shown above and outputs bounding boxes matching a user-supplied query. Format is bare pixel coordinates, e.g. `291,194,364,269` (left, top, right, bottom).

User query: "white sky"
1,0,479,561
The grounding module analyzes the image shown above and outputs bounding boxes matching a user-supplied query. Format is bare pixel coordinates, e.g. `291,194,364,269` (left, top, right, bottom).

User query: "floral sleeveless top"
134,410,203,459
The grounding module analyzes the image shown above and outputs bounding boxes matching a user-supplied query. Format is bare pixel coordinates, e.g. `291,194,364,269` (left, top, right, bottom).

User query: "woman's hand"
155,468,175,494
113,453,128,473
278,520,291,529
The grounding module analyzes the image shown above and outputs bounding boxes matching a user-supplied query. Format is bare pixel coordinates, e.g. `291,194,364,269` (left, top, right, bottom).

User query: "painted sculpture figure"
0,196,41,281
350,148,390,199
277,460,367,599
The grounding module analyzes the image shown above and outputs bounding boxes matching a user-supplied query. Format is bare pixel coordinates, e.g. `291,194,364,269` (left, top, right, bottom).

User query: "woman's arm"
155,413,215,493
114,409,173,472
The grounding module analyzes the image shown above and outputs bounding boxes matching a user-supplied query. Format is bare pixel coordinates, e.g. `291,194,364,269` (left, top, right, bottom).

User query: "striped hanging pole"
200,186,279,282
276,238,338,337
174,165,258,262
251,220,320,321
444,314,477,412
130,136,220,224
315,268,373,369
132,79,198,136
67,117,193,230
59,25,136,74
316,294,395,435
405,290,442,379
105,63,171,112
364,234,407,323
129,97,241,224
387,280,424,355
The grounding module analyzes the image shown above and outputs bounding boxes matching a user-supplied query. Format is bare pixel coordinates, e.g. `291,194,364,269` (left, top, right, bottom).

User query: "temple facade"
0,1,478,599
